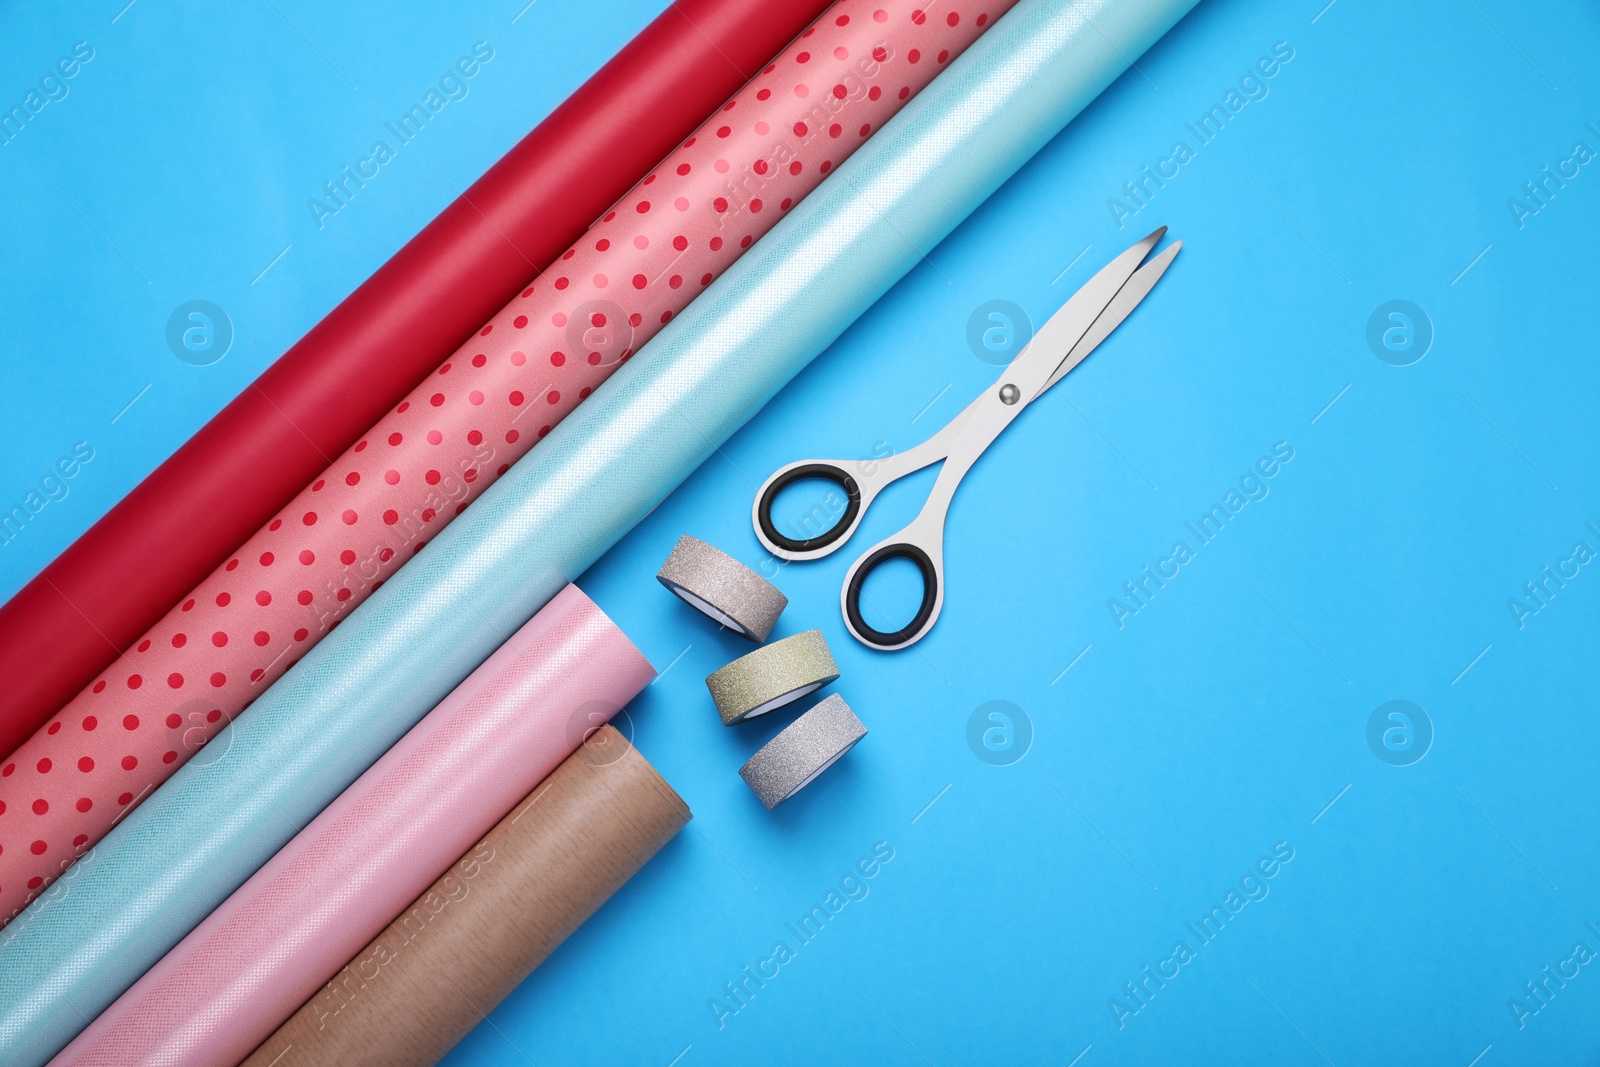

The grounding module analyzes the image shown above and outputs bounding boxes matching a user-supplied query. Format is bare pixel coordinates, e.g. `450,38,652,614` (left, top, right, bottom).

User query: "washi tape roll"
739,694,866,810
705,630,838,726
0,0,1202,1055
657,536,787,641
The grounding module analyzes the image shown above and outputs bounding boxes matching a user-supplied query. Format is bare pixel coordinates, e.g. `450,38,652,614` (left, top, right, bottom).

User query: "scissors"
751,228,1180,650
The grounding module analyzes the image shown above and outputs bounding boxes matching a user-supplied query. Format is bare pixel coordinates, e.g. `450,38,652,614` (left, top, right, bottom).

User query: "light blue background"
3,0,1598,1064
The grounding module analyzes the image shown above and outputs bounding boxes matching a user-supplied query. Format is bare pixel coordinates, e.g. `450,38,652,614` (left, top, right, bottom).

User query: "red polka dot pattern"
0,0,1007,925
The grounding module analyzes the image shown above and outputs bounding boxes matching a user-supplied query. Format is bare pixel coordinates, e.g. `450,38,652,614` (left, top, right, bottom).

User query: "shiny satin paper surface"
0,1,1199,1062
48,585,653,1067
240,725,690,1067
0,0,997,921
0,0,833,761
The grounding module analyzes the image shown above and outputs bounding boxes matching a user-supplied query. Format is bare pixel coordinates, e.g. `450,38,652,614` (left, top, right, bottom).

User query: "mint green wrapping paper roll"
0,0,1200,1061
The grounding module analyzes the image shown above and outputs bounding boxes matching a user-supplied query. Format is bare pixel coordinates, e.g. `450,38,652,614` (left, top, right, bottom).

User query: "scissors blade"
1003,228,1165,400
1039,239,1181,396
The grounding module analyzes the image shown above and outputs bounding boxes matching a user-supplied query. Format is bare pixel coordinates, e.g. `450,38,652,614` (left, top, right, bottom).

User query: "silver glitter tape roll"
739,694,866,810
705,629,838,726
657,535,788,642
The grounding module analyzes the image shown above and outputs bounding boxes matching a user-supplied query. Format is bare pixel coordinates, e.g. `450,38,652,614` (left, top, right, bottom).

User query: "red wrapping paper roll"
0,0,834,761
0,0,1012,923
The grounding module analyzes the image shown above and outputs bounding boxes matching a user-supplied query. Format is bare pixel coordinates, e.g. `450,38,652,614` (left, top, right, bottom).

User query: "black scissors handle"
752,460,867,559
750,230,1180,651
842,542,941,649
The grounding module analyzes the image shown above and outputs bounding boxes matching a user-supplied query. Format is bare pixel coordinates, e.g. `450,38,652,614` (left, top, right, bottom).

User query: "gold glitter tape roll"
705,629,838,726
656,535,787,641
739,694,866,809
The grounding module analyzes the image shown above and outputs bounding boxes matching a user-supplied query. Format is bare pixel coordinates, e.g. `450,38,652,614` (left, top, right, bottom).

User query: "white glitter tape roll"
657,535,788,642
705,629,838,726
739,694,866,810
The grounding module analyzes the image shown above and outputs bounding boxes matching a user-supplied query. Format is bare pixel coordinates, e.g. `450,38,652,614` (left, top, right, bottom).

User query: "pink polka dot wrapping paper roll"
0,0,1015,926
45,584,657,1067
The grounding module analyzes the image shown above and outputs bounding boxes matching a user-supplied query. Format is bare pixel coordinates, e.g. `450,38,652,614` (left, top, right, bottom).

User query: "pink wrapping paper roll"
0,0,1013,922
47,584,654,1067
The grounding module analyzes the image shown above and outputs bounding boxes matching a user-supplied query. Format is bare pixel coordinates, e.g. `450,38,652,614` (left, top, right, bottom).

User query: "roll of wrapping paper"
0,0,1000,923
0,1,1200,1061
49,585,653,1067
0,0,834,761
235,726,688,1067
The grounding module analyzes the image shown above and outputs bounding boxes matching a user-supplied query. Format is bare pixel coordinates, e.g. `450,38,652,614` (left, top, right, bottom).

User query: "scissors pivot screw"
750,228,1179,650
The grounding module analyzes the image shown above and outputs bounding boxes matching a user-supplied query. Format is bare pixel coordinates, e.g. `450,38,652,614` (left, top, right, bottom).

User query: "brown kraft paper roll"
241,725,690,1067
